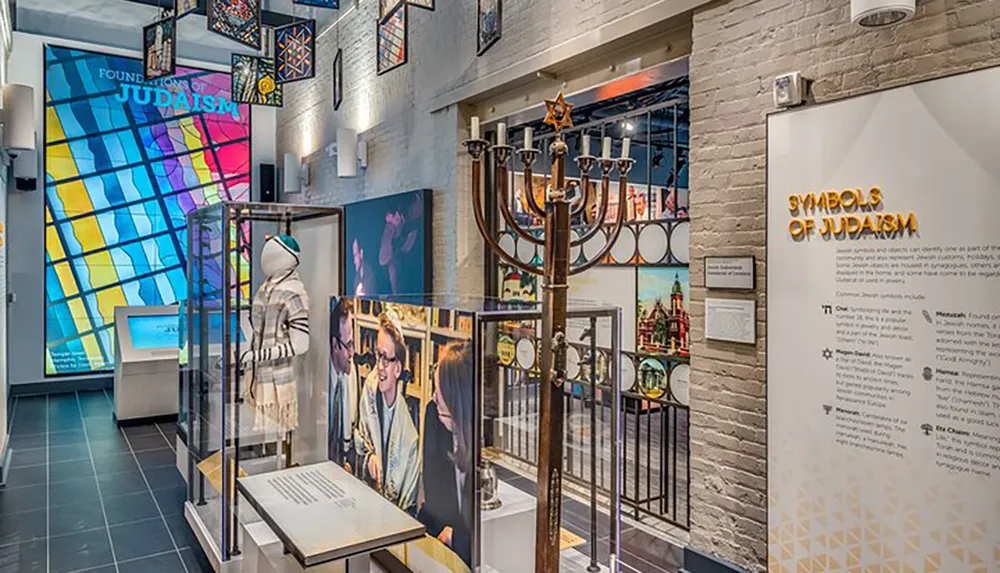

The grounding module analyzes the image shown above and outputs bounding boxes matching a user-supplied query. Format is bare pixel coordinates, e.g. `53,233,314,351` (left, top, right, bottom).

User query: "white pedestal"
481,481,536,573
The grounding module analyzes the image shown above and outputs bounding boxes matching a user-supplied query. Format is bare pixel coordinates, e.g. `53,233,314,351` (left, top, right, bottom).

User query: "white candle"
622,137,631,159
471,116,480,140
602,137,612,159
524,127,534,149
582,134,590,156
497,123,507,145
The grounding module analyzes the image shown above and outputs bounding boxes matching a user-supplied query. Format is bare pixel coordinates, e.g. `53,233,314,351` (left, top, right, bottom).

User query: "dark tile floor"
494,465,683,573
1,391,213,573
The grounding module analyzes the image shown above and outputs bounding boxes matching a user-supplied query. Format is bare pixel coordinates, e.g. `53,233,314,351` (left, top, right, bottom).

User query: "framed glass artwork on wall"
477,0,501,56
232,53,283,106
275,19,316,84
408,0,434,11
175,0,199,18
379,0,404,23
208,0,262,49
142,14,176,81
333,48,343,110
377,4,407,75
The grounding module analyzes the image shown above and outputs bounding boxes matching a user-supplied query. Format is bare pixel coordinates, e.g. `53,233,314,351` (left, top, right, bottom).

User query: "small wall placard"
705,256,755,290
705,297,756,344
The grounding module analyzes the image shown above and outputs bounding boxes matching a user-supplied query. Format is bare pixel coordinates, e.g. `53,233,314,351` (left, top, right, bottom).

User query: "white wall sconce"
335,128,367,178
283,152,310,195
851,0,915,27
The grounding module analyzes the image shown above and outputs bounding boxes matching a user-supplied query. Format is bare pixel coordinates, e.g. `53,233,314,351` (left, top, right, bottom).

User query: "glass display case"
329,294,624,573
180,202,343,568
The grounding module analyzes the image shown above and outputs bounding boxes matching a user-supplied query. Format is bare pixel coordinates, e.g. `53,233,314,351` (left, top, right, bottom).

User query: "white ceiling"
15,0,343,64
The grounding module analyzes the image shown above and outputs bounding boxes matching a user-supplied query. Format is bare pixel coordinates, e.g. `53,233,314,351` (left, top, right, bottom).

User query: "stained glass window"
43,45,251,375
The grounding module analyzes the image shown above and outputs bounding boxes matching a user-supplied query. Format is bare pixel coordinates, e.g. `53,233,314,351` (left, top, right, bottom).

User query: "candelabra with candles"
464,92,633,573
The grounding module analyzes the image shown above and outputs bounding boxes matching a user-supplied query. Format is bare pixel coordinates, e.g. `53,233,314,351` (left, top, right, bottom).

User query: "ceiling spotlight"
851,0,914,27
621,122,635,132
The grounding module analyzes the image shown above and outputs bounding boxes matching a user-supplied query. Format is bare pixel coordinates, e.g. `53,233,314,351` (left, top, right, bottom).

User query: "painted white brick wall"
687,0,1000,570
276,0,682,294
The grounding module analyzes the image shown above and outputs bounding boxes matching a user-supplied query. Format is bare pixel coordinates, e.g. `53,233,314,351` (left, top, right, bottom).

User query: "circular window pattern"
670,221,690,264
516,236,537,265
498,233,516,258
669,363,690,406
583,229,607,262
516,338,536,370
621,355,636,392
566,345,581,380
637,358,668,399
570,228,583,265
609,226,636,264
637,223,669,264
497,335,515,367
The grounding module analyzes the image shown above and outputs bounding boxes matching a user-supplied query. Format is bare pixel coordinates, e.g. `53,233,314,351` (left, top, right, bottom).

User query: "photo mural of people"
354,309,421,514
344,190,430,297
419,341,474,567
329,297,474,572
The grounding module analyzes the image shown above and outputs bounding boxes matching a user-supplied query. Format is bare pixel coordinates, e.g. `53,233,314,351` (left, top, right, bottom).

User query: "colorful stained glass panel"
232,54,283,107
143,15,176,81
478,0,501,56
44,45,251,376
377,5,407,75
275,19,316,84
208,0,261,49
176,0,199,18
379,0,404,22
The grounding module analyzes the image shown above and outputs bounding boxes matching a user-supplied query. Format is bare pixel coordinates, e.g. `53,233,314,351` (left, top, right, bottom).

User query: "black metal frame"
478,305,623,568
142,13,177,82
207,0,263,50
183,202,345,563
376,3,408,76
274,18,317,85
476,0,502,56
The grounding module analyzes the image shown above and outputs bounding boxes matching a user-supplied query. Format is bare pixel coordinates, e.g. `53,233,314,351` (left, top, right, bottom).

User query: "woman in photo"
419,342,474,567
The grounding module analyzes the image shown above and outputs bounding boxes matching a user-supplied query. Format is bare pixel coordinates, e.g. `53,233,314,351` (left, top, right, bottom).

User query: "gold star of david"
543,92,574,134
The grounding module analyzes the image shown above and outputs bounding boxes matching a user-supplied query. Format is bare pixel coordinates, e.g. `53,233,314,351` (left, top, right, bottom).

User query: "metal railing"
494,346,690,530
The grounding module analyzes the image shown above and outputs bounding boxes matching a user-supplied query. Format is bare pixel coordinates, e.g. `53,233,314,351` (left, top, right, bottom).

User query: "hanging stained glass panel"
142,15,176,81
408,0,434,11
377,5,407,75
175,0,199,18
333,48,343,110
477,0,501,56
379,0,404,23
208,0,261,49
232,54,283,107
275,19,316,84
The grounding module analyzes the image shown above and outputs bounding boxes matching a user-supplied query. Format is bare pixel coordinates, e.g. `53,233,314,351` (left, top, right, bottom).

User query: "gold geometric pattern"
768,433,1000,572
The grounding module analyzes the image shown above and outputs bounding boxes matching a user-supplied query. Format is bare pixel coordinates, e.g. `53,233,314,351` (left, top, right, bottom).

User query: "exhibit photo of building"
0,1,996,573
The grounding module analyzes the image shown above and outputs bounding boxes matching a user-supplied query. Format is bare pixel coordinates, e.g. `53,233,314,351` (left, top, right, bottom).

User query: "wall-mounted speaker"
2,84,36,153
259,163,276,203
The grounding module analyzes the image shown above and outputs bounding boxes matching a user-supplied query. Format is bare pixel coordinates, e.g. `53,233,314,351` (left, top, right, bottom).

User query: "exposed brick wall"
687,0,1000,570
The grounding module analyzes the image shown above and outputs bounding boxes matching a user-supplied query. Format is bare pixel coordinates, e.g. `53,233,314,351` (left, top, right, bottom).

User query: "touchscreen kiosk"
114,305,181,423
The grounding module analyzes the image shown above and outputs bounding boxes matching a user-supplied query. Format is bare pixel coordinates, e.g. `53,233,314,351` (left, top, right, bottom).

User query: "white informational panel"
767,69,1000,572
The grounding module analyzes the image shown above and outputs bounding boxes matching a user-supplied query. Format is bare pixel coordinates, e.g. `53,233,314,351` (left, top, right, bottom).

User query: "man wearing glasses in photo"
354,309,420,515
328,298,358,470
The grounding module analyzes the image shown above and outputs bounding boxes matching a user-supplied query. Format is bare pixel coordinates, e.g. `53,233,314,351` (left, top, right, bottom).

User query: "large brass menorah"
464,93,634,572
